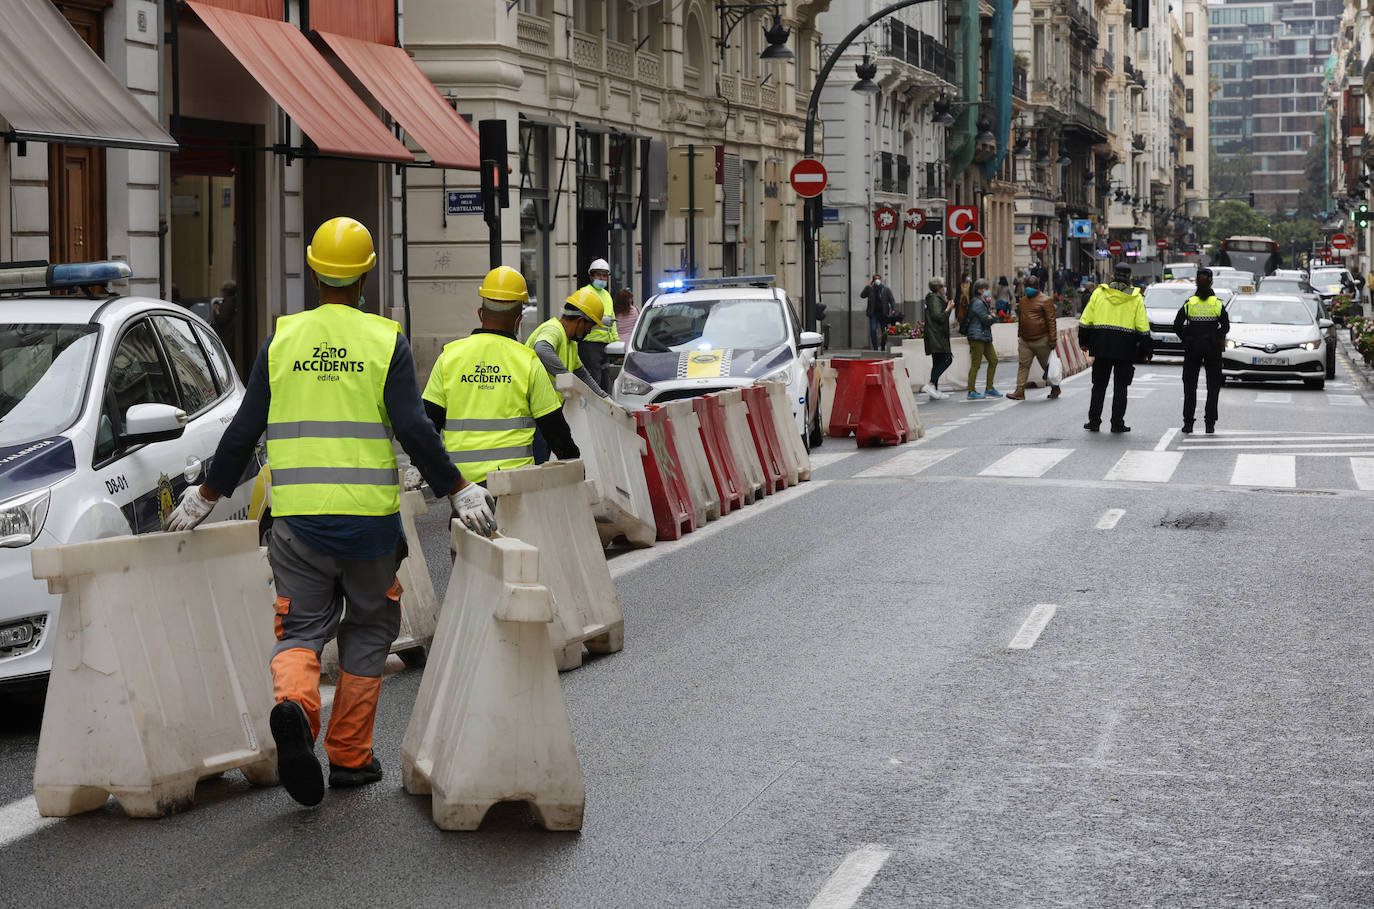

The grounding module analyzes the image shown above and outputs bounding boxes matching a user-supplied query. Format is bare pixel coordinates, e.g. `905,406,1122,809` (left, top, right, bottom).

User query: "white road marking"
856,448,960,478
807,451,859,469
1104,450,1183,483
1254,392,1293,404
1096,509,1125,530
1329,397,1365,406
979,447,1073,478
1230,453,1296,488
1127,388,1156,399
807,844,892,909
1008,604,1058,650
1179,441,1374,450
1154,427,1179,452
0,796,59,850
1351,458,1374,490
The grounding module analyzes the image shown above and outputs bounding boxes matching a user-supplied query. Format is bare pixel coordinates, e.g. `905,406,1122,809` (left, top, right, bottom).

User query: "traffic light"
1248,191,1255,208
1130,0,1149,29
480,158,501,224
1357,203,1370,230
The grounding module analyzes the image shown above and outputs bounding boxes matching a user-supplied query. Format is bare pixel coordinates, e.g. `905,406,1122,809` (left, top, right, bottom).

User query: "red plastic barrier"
741,385,787,493
829,359,909,446
636,407,697,541
691,395,744,515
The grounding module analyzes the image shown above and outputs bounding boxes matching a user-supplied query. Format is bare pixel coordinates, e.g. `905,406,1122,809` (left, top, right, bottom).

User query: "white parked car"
0,261,265,687
610,276,825,447
1222,294,1331,390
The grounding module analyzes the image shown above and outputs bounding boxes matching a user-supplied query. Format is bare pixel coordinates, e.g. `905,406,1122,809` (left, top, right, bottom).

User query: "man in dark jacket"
862,274,897,351
921,277,954,398
1172,267,1228,434
1079,261,1152,432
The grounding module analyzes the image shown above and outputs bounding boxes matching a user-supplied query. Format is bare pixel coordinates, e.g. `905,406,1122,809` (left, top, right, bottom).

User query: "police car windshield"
1228,299,1312,326
0,324,98,446
634,298,788,353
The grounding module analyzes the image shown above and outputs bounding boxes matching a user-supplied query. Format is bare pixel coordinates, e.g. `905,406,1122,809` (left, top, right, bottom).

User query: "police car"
0,261,265,686
608,276,825,447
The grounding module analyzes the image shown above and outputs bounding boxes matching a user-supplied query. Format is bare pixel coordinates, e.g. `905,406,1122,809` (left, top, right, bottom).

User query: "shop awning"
0,0,176,151
314,31,480,170
185,1,411,163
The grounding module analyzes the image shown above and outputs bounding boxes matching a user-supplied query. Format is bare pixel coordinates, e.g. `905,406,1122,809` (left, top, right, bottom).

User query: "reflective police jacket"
1172,293,1229,354
1078,283,1152,361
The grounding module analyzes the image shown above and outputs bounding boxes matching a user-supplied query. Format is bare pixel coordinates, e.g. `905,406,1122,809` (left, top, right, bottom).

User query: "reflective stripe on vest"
1185,294,1223,319
445,417,536,432
265,305,400,517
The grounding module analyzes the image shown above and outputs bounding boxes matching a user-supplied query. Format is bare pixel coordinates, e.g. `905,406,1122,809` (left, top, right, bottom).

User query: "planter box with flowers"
887,321,930,388
990,311,1019,357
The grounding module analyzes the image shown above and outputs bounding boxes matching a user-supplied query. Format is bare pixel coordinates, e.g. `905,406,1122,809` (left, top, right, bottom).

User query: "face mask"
593,278,608,290
873,279,881,286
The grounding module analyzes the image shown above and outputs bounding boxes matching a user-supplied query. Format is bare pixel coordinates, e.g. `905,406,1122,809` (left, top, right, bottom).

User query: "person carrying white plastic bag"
1046,349,1064,387
1005,279,1062,401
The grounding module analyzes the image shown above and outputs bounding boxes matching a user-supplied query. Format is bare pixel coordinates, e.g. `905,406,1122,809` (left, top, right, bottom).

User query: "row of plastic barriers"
817,358,926,446
1055,324,1091,379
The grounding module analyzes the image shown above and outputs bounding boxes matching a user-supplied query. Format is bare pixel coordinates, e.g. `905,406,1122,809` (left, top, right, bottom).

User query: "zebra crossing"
853,429,1374,492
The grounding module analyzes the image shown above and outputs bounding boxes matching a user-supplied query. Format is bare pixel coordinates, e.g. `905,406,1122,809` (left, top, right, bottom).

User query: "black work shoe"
1181,422,1194,434
1083,422,1100,432
1110,424,1131,433
1205,423,1216,434
329,753,384,788
270,700,323,806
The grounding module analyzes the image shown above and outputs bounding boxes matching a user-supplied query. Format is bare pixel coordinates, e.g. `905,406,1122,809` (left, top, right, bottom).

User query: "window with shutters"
722,153,741,225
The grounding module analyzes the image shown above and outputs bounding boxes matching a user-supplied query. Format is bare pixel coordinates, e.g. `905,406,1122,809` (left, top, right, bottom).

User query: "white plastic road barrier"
557,373,656,548
663,399,722,524
817,360,837,433
895,342,930,389
321,484,438,677
487,460,624,671
762,381,812,483
717,388,766,502
30,522,278,818
401,526,584,831
890,365,925,440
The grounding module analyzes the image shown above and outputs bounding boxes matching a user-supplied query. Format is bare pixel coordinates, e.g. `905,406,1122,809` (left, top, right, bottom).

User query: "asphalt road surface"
2,345,1372,908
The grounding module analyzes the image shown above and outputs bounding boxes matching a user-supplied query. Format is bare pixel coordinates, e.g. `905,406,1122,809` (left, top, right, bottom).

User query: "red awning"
314,30,481,170
184,1,411,163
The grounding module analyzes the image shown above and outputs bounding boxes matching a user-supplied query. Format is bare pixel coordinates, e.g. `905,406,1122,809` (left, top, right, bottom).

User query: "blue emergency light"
656,274,776,293
0,260,132,294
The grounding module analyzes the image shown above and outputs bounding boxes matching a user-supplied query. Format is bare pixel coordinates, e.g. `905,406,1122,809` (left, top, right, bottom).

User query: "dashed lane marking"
1154,427,1179,452
1230,453,1296,488
1008,604,1058,650
1104,450,1182,483
807,844,892,909
856,448,960,478
1351,458,1374,490
979,447,1073,478
1254,391,1293,404
1096,509,1125,530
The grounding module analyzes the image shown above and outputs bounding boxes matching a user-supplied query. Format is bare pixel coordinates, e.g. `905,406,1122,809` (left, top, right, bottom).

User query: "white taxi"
0,261,265,686
609,276,825,447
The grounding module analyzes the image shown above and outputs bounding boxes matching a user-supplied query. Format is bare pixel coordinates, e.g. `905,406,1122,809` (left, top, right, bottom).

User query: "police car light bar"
0,260,132,294
656,274,776,293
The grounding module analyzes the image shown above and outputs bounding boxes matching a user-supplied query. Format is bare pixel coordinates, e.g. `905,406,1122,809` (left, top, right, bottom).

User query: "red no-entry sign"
1332,233,1353,250
1027,231,1049,252
1108,240,1123,255
959,231,986,258
1156,238,1169,250
789,159,828,198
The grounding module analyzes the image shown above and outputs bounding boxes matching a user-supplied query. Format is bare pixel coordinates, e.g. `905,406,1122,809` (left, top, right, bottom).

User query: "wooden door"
49,2,110,264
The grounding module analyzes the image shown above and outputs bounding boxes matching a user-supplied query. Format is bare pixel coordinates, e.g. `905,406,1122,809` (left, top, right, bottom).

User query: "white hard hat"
588,258,610,273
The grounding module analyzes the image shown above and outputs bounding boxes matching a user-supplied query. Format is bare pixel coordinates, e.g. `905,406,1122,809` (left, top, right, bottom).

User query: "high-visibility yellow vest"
1081,284,1149,332
265,305,400,517
581,285,618,344
1184,294,1223,319
422,332,563,483
527,317,582,372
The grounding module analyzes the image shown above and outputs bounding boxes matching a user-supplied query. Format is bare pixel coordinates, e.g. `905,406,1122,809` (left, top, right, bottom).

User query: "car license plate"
1253,356,1287,365
1152,333,1177,343
0,622,33,648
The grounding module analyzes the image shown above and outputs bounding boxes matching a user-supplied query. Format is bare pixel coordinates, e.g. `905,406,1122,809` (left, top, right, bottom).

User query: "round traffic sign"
904,207,925,230
1332,233,1353,250
1108,240,1123,255
959,231,986,258
789,158,828,198
1027,231,1049,252
1156,238,1169,250
874,207,899,230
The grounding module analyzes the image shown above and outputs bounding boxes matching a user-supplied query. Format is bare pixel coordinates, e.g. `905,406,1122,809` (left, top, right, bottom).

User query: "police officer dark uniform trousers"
1173,267,1228,434
165,217,498,807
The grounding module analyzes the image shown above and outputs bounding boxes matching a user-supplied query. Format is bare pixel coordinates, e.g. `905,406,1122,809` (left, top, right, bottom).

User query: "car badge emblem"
1264,343,1277,354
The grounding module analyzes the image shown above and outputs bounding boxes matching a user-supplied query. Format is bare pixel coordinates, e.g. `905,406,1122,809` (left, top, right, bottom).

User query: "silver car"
1222,294,1331,390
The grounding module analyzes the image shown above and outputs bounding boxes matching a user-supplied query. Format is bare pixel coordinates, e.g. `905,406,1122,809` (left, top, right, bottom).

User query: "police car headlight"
760,364,793,384
618,372,652,396
0,488,50,548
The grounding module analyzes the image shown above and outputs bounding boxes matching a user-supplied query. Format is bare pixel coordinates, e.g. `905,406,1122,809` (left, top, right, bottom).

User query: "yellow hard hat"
306,217,376,285
478,266,529,303
563,287,604,324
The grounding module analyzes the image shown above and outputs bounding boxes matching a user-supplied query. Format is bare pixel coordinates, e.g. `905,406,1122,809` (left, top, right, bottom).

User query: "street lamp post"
801,0,939,331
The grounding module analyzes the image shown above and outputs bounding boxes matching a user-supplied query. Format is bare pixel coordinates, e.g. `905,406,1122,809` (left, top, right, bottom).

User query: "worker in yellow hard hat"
525,285,610,462
164,216,497,808
422,266,580,485
575,257,618,389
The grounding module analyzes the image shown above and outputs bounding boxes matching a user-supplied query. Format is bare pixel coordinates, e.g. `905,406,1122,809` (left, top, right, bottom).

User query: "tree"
1268,214,1323,266
1300,127,1327,218
1201,200,1271,248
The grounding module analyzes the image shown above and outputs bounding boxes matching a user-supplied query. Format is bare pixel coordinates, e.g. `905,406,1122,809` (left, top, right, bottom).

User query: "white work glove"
166,485,216,532
601,313,615,328
449,484,497,537
402,466,423,491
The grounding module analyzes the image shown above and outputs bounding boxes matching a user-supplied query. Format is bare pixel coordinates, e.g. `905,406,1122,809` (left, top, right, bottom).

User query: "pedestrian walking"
422,266,580,485
164,217,498,807
574,258,617,390
965,278,1002,399
613,287,640,341
1005,278,1060,401
994,275,1011,317
527,286,610,462
921,276,954,399
1173,267,1228,434
1013,268,1026,303
1079,261,1152,432
862,274,897,351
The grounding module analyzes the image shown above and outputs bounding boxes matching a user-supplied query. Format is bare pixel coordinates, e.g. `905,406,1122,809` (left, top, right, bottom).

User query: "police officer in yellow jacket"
422,266,580,482
575,257,618,390
164,217,497,808
1079,261,1153,432
1172,267,1228,434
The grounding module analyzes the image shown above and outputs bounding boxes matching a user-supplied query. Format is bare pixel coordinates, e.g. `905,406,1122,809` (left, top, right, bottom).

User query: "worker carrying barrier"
691,394,747,514
30,522,278,818
717,388,768,500
741,385,790,491
401,525,584,831
662,399,722,525
890,364,926,440
486,460,624,671
556,373,655,548
762,381,812,483
827,359,910,446
321,481,437,677
635,406,698,541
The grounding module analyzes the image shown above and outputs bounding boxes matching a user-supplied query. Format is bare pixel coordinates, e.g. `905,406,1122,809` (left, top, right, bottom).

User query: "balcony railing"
1096,48,1114,72
880,24,955,84
1013,67,1027,99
